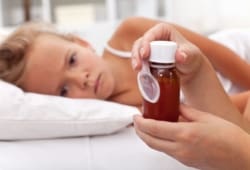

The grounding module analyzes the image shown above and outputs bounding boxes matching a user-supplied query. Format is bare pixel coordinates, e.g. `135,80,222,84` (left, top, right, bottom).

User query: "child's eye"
60,85,68,97
69,53,77,66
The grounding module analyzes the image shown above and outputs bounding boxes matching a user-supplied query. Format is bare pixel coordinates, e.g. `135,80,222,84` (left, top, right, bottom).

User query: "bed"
0,22,249,170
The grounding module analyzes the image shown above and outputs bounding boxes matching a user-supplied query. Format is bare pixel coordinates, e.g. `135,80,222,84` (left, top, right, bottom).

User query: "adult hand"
131,23,204,85
131,23,243,126
134,104,250,170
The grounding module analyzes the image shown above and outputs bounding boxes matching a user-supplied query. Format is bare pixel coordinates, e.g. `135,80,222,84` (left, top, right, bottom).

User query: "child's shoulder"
108,17,154,52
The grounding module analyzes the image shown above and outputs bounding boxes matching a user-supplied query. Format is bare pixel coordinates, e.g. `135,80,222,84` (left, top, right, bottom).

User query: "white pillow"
0,80,140,140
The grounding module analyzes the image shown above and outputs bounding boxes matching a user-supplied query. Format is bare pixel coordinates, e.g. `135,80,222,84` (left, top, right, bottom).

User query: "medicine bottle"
142,41,180,122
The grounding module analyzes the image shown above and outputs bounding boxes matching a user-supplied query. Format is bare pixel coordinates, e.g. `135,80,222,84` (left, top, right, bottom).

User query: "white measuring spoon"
137,60,160,103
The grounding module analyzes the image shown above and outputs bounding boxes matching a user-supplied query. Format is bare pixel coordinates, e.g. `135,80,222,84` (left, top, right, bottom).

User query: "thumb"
180,104,208,122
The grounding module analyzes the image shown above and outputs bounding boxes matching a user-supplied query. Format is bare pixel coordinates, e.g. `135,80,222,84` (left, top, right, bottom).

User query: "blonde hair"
0,22,74,87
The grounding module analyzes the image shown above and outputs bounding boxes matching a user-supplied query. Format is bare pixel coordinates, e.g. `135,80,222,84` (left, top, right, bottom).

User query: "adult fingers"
134,115,182,141
137,23,174,60
180,104,209,122
142,23,174,42
131,23,177,71
134,121,177,155
131,38,144,70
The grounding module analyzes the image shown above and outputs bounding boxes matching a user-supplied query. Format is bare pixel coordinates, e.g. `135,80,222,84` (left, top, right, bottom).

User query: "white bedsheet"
0,127,195,170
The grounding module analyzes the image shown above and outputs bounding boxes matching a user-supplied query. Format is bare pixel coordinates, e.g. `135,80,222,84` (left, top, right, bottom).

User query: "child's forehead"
30,33,74,52
27,34,71,61
35,33,69,43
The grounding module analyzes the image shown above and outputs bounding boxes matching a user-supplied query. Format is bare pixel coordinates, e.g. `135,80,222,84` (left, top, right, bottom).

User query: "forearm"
182,52,243,126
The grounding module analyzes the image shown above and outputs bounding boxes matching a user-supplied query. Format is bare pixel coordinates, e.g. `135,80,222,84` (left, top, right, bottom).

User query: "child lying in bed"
0,16,249,112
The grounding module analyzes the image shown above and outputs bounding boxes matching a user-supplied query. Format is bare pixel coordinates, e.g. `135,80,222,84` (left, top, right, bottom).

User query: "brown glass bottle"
143,63,180,121
142,41,180,122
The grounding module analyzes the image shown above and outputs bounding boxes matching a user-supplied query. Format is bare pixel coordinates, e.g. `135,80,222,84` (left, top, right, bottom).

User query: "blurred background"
1,0,250,34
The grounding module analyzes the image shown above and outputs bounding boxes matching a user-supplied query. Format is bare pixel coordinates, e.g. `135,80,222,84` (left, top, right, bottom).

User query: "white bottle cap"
149,41,177,63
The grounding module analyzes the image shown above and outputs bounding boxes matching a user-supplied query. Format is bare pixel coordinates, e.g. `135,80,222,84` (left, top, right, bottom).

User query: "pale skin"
19,17,249,110
132,22,250,170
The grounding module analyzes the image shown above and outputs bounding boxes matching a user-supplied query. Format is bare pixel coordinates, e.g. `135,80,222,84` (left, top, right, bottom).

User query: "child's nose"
68,71,89,89
81,72,89,89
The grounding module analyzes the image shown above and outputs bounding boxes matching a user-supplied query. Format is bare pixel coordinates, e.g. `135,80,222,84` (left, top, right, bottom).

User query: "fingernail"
140,47,145,57
132,58,138,69
180,51,187,62
181,52,187,58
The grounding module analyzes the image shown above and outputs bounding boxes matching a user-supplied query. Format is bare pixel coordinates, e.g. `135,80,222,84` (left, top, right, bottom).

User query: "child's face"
20,34,115,100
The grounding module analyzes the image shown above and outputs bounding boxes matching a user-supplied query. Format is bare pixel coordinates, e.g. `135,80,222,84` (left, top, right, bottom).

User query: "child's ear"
71,35,95,52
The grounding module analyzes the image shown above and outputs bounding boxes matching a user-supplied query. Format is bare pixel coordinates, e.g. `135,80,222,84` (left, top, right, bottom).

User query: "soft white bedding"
0,127,196,170
0,80,140,140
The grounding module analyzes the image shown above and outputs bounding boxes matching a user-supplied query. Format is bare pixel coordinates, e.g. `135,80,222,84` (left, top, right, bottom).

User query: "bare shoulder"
108,17,159,51
115,17,154,34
